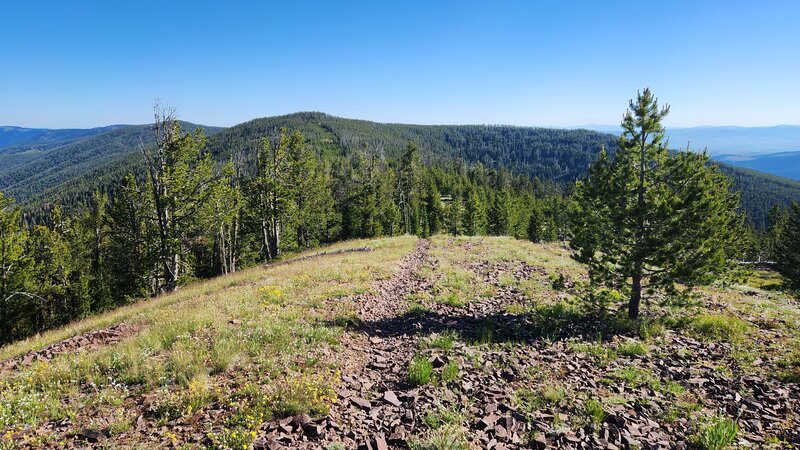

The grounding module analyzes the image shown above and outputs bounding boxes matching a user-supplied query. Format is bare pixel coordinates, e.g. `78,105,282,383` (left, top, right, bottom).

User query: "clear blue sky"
1,0,798,128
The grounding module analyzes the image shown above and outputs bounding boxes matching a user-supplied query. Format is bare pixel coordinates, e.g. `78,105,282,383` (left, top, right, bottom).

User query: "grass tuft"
584,399,606,425
616,340,649,357
408,425,469,450
440,362,460,385
695,416,738,450
407,302,431,316
408,356,434,386
421,331,458,351
691,314,751,342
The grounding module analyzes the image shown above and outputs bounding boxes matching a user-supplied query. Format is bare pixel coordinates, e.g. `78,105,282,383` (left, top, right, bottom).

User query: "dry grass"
0,236,416,447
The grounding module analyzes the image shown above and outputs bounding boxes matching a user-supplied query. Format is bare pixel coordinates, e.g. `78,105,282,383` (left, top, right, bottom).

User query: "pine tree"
398,141,421,235
444,195,464,235
209,161,242,274
775,202,800,290
0,192,30,344
140,105,215,291
423,181,444,236
765,204,789,262
527,201,547,243
463,188,487,236
28,207,91,331
251,128,293,260
106,175,156,302
287,132,337,249
570,89,744,319
79,191,111,311
488,190,510,235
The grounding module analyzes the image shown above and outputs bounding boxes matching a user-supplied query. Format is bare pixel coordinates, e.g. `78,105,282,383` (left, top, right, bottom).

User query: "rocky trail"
255,238,799,450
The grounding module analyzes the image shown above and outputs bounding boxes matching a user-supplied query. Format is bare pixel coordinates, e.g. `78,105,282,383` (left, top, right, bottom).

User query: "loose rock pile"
0,322,140,372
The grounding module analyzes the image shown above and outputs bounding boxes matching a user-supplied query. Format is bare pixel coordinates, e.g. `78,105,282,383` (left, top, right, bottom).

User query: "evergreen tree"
775,202,800,290
423,181,444,236
765,204,789,261
444,195,463,235
106,175,156,302
488,190,510,235
250,128,293,260
80,191,112,311
398,141,421,234
463,188,488,236
27,207,91,331
570,89,744,319
287,134,337,249
209,162,242,274
140,106,215,291
527,201,547,243
0,193,30,344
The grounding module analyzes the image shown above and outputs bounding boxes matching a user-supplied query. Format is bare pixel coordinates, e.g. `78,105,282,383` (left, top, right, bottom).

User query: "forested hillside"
206,112,620,182
10,112,798,228
0,122,222,207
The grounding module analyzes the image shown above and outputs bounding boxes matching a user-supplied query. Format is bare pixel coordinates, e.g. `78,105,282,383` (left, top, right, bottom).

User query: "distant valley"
580,124,800,180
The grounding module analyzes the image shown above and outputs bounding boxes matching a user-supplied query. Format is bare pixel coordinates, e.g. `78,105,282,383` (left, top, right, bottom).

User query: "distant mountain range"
577,124,800,155
1,115,799,228
0,125,128,149
576,124,800,180
0,122,224,203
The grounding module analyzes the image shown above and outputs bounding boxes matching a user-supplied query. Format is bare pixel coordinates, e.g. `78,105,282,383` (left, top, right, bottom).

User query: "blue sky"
1,1,798,128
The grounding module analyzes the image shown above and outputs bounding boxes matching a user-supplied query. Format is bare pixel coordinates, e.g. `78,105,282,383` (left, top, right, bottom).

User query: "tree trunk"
629,264,642,319
629,130,648,320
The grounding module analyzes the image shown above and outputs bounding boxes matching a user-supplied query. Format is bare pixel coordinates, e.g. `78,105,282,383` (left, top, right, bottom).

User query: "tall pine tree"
571,89,743,319
0,192,30,344
775,202,800,290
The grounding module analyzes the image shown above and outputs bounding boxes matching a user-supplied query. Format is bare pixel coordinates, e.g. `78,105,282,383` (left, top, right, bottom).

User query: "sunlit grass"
0,236,416,443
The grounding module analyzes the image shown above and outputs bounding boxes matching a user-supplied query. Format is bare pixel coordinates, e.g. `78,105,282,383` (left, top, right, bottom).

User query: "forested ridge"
3,112,797,228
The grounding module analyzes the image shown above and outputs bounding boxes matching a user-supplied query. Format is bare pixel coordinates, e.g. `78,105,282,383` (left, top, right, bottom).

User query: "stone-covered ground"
257,236,799,449
1,236,798,449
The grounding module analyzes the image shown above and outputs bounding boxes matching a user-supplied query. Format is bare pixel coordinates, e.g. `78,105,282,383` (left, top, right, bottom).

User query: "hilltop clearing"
1,236,798,449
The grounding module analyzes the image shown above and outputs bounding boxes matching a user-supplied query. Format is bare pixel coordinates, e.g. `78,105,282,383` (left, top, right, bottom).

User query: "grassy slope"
1,236,799,448
0,236,415,447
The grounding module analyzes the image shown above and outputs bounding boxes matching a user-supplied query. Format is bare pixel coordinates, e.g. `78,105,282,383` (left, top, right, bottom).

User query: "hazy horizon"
3,114,800,132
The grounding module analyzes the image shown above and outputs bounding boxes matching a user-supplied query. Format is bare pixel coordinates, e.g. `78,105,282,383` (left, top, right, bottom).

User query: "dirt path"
254,238,799,450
